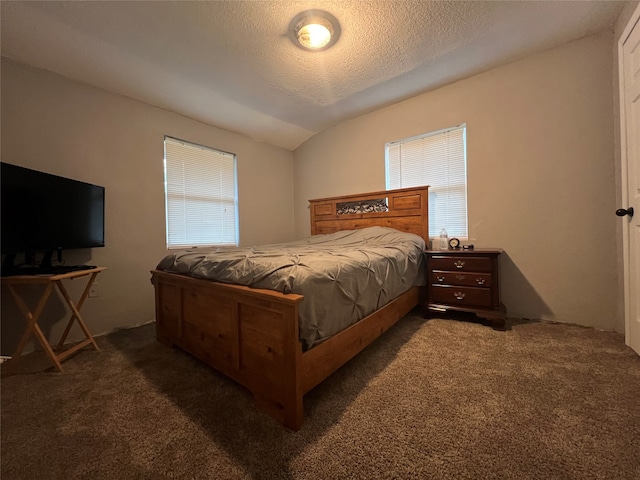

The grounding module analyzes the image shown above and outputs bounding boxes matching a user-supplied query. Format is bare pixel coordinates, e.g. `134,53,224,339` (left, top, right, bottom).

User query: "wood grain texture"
152,186,429,430
309,186,429,243
425,249,506,329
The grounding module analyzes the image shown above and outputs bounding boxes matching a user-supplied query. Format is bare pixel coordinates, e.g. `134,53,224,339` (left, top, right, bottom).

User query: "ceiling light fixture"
290,10,340,51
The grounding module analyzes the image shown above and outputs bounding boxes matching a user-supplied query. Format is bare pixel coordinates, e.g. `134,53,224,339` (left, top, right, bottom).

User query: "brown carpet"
2,313,639,479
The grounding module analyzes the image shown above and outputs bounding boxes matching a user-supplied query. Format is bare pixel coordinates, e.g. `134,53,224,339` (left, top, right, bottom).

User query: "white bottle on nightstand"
439,228,448,250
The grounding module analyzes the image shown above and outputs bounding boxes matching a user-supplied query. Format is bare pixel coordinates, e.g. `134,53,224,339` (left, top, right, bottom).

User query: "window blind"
164,137,238,248
386,124,467,238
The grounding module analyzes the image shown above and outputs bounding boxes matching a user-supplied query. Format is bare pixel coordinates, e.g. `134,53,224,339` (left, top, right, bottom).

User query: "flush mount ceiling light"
290,10,340,51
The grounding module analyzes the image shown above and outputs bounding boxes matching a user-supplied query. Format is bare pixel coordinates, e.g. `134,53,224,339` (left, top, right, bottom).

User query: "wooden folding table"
2,267,105,374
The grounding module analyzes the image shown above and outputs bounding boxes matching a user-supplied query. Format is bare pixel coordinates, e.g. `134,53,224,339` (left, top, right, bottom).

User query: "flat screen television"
1,162,105,273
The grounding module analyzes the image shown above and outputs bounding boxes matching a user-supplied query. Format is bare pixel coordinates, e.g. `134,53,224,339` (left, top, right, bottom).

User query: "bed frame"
151,186,429,430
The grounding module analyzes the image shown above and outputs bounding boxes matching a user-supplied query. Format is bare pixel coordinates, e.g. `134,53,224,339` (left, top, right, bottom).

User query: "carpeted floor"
2,312,640,479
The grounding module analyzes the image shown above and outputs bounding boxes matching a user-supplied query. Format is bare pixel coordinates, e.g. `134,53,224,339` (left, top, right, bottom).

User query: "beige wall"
293,32,622,331
1,58,295,354
0,25,627,356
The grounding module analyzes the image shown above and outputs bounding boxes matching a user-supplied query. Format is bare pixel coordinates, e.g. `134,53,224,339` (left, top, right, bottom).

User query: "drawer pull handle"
454,292,466,300
436,276,446,282
476,278,486,285
456,274,466,281
453,260,465,269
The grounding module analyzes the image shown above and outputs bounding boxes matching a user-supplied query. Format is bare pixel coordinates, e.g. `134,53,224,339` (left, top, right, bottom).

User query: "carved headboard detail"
309,186,430,244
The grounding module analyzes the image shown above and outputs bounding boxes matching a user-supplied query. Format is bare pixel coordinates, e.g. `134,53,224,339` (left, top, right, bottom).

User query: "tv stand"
40,250,55,270
2,267,106,374
2,254,16,271
35,249,65,271
1,264,97,277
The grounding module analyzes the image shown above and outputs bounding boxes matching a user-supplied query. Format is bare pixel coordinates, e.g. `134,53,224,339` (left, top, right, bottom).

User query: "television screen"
1,163,105,256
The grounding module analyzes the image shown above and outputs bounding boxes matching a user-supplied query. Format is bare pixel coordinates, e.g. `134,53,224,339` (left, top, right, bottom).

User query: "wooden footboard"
152,270,305,429
152,185,429,430
152,269,420,430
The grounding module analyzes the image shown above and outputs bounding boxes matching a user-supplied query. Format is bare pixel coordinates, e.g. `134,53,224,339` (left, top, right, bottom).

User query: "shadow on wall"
500,252,554,321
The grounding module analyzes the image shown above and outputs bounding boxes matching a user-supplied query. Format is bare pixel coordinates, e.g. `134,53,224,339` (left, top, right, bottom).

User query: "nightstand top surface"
425,248,503,254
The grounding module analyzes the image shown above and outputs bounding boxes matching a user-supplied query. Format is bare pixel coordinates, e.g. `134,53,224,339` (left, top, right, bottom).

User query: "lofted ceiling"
1,1,625,150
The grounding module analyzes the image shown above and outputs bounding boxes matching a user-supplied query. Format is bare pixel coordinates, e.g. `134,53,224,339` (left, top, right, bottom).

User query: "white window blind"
386,124,467,238
164,136,238,248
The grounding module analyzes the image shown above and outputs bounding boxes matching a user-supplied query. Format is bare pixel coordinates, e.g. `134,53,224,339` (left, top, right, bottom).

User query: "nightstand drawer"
431,271,493,288
431,285,493,308
430,256,492,273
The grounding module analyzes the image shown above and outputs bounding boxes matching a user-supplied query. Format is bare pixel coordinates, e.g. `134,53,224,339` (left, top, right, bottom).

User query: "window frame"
385,124,468,239
163,135,239,249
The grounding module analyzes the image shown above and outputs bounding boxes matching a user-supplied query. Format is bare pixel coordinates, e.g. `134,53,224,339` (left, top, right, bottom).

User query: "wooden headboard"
309,186,430,243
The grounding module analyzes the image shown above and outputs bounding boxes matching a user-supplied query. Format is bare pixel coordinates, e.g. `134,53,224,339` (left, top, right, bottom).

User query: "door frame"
618,3,640,349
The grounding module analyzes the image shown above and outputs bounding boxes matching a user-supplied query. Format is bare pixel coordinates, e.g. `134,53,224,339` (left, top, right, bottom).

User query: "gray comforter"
156,226,425,350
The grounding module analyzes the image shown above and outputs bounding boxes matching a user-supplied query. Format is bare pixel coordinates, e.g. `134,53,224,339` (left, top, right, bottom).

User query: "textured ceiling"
1,1,625,150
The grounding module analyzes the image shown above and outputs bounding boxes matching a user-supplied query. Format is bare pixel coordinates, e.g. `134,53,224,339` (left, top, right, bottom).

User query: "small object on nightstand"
448,237,460,249
439,228,448,250
463,244,474,250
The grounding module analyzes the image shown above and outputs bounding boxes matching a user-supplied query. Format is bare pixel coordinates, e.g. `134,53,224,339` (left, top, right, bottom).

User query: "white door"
620,6,640,356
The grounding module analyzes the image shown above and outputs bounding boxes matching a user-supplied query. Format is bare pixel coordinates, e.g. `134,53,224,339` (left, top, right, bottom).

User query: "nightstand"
424,249,506,329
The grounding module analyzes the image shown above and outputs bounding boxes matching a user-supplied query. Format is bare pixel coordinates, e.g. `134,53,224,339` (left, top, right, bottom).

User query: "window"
164,136,238,248
385,124,467,238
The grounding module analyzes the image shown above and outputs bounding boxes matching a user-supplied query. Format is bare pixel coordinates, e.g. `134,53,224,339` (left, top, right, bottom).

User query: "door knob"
616,207,634,218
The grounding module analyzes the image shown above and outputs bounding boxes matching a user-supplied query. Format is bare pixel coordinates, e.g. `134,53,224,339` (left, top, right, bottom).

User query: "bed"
151,186,429,430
